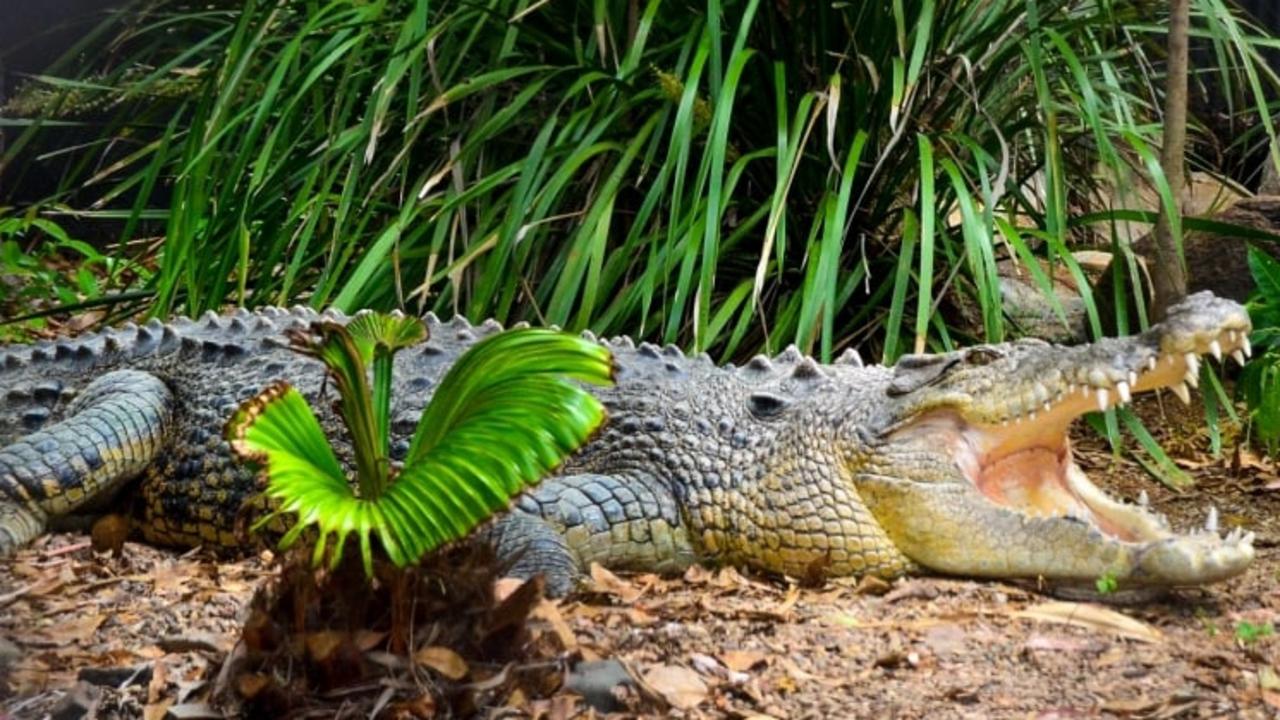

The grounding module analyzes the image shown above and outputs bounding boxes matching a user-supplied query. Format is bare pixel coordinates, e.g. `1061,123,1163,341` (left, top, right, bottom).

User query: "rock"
1095,195,1280,329
639,664,709,711
564,658,636,713
165,703,226,719
49,680,100,720
90,513,132,555
1156,195,1280,302
949,255,1101,344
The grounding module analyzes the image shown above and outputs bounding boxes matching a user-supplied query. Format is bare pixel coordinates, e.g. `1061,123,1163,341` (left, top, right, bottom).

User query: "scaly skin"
0,293,1258,594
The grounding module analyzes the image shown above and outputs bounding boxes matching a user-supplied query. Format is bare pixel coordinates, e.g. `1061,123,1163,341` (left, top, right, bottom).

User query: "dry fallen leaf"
626,606,658,626
18,612,104,647
304,631,346,662
1014,602,1163,644
853,575,892,596
713,566,750,588
151,561,201,596
493,577,526,602
235,673,272,700
719,649,769,673
143,659,171,720
1023,634,1099,653
415,645,469,680
589,563,643,603
532,599,578,651
1261,666,1280,691
355,630,387,652
641,664,709,710
770,585,800,620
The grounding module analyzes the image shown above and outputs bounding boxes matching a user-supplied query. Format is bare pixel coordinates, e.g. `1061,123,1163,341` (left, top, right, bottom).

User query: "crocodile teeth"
1209,340,1222,361
1128,371,1138,387
1138,490,1149,507
1206,505,1219,535
1116,381,1131,404
1171,381,1191,405
1184,369,1199,389
1184,353,1200,377
1244,337,1253,358
1148,357,1158,371
1232,349,1246,366
1096,388,1109,412
1224,528,1256,547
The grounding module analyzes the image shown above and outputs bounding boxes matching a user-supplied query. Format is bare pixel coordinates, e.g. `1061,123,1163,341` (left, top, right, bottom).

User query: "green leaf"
225,383,375,568
344,311,429,462
1249,245,1280,302
406,329,614,466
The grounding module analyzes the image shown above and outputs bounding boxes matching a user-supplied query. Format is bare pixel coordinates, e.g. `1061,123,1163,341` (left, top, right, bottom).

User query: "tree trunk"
1150,0,1191,320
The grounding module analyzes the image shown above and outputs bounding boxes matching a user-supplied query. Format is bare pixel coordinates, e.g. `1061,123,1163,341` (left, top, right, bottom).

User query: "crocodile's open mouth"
899,327,1253,544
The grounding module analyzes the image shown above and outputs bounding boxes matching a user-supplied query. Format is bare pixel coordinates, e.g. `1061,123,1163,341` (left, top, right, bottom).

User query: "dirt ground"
3,395,1280,719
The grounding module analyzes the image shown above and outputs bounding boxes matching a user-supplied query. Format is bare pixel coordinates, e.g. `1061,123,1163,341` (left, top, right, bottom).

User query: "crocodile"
0,291,1258,595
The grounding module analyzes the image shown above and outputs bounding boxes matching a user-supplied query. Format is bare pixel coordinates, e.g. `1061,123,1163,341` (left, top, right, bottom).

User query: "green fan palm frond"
287,312,428,497
227,320,614,577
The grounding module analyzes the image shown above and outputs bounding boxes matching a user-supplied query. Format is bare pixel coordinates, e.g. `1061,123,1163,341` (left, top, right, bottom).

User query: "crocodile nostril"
747,392,790,419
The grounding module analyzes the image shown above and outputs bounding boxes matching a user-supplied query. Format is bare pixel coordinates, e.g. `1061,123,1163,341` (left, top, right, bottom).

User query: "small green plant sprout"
1235,620,1275,647
1095,570,1119,595
226,311,614,577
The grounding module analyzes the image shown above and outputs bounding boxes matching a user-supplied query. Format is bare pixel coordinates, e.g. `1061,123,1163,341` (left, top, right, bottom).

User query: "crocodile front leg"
0,370,173,553
483,473,697,595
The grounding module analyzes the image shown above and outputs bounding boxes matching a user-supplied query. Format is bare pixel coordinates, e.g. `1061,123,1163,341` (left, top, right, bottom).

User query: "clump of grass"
4,0,1276,366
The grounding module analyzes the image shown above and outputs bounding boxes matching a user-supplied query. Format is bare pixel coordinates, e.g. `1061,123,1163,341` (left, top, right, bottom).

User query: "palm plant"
226,312,614,576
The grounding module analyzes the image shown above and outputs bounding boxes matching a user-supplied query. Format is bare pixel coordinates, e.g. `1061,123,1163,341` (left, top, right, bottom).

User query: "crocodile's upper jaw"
964,329,1248,541
872,292,1257,588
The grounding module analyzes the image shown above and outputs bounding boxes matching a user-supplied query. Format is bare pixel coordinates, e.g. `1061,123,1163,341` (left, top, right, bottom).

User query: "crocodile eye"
964,347,1004,366
747,392,790,419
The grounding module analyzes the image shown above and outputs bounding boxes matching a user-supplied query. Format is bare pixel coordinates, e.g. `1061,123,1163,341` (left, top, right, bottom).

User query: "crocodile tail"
0,370,173,554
